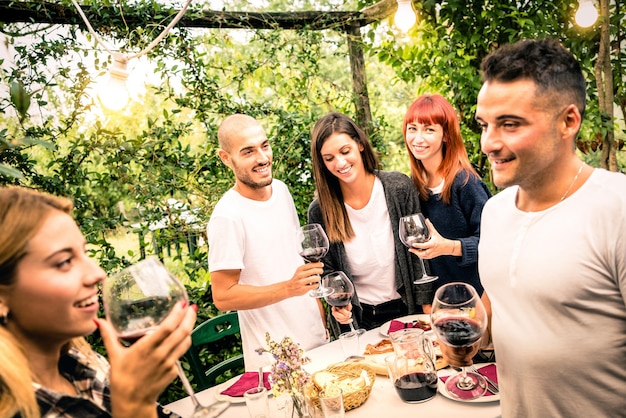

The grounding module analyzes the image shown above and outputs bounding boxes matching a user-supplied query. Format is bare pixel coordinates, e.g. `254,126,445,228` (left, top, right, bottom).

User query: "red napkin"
440,364,498,397
220,372,271,397
387,319,431,334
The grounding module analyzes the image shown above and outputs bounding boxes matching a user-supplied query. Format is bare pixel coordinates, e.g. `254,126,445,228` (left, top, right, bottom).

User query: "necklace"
560,163,584,202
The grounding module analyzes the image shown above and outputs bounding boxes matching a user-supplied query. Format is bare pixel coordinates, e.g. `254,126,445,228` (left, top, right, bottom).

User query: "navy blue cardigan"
420,170,491,296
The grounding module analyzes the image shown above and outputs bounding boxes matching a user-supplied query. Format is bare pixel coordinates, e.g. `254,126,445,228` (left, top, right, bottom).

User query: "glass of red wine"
322,271,365,336
430,282,488,400
399,213,438,284
297,223,333,298
102,257,228,418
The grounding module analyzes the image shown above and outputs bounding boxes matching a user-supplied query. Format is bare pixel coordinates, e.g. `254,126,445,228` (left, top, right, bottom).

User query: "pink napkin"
219,372,271,397
388,319,431,334
440,364,498,397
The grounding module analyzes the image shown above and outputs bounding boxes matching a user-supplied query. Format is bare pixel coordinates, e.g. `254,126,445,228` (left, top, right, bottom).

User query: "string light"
97,52,129,111
575,0,598,28
395,0,417,32
71,0,192,111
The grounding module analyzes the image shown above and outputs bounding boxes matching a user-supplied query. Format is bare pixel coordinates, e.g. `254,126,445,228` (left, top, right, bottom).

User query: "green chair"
184,311,244,391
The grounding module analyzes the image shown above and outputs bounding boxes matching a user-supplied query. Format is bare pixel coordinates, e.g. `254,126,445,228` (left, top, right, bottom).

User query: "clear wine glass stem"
457,367,474,389
347,318,365,336
348,321,357,333
418,257,429,280
176,361,230,417
414,257,438,284
175,361,201,407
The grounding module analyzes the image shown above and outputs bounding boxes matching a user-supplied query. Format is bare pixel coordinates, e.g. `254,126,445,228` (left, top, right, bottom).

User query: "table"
165,327,502,418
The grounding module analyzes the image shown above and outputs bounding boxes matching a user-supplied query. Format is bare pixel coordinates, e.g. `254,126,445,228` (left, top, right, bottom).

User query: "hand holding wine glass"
96,301,195,416
430,282,488,401
399,213,438,284
102,257,229,418
322,271,365,336
297,223,333,298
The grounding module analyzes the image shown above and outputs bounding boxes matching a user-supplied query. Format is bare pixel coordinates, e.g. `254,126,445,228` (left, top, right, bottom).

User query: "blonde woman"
0,186,196,417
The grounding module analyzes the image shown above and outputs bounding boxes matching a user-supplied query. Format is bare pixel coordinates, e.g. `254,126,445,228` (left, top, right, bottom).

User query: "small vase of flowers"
256,332,312,418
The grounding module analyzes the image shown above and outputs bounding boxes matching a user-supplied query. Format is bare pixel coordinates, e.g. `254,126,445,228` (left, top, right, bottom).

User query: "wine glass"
102,257,229,418
297,223,333,298
398,213,438,284
322,271,365,337
430,282,488,401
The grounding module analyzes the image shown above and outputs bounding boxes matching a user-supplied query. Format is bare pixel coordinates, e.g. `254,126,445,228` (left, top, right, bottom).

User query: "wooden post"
596,0,616,171
345,22,373,135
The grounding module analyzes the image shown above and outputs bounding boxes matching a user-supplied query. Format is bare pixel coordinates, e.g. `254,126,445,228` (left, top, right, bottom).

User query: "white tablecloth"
165,325,502,418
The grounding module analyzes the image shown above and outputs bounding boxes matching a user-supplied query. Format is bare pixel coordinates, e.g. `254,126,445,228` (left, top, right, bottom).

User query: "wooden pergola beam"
0,0,396,30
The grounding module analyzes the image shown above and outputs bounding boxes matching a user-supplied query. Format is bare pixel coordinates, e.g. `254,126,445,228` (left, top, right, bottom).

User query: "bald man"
207,114,328,370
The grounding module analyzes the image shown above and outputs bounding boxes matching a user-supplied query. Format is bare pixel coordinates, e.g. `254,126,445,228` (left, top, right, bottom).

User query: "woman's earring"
0,310,8,325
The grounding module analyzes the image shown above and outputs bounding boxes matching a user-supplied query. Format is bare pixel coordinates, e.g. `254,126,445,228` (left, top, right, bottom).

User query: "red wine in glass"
298,247,328,262
297,223,333,298
325,292,352,307
430,282,488,401
433,317,483,347
118,330,148,346
393,372,438,403
113,295,176,345
322,271,365,336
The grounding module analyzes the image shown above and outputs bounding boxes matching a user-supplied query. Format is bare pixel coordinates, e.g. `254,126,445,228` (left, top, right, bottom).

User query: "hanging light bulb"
575,0,598,28
97,52,130,111
395,0,417,32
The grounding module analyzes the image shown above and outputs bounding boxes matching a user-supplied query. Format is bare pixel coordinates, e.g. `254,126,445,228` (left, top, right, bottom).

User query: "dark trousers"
359,298,408,330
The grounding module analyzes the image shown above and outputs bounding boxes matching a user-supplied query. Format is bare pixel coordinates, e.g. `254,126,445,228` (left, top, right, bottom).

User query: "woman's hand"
409,219,458,259
97,301,197,418
331,303,353,325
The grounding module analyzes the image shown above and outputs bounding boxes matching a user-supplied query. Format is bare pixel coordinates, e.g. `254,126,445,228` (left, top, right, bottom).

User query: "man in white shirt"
207,114,328,370
474,38,626,417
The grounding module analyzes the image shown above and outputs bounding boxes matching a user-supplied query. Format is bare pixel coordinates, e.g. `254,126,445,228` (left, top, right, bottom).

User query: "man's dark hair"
480,38,587,117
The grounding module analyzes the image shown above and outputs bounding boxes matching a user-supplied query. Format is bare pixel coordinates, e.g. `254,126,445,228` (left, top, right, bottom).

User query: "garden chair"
184,311,244,391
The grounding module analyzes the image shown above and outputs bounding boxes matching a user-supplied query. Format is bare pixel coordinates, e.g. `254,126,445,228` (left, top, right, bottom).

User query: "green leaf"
0,164,24,179
9,80,31,120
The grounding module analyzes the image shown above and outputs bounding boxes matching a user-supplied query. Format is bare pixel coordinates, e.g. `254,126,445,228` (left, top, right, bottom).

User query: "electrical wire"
70,0,193,62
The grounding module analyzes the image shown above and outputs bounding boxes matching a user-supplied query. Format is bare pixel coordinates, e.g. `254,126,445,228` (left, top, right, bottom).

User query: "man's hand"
287,261,324,296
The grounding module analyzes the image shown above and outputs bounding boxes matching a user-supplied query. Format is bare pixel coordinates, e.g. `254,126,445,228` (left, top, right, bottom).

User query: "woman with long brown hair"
308,112,432,333
403,94,491,295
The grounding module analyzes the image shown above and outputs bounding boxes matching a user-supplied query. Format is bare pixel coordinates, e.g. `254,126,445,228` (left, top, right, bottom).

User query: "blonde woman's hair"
0,327,39,418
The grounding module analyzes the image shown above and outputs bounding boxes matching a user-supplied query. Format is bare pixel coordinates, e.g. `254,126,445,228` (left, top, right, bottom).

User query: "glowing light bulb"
395,0,417,32
98,53,130,111
575,0,598,28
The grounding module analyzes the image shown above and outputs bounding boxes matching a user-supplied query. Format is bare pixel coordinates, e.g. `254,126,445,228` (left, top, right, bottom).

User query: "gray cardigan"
308,171,434,333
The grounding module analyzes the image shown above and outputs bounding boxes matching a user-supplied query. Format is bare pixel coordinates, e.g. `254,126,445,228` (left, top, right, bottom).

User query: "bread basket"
304,362,376,412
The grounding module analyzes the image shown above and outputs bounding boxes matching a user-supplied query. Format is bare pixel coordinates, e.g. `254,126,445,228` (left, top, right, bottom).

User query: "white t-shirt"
207,180,328,370
344,177,400,305
479,169,626,417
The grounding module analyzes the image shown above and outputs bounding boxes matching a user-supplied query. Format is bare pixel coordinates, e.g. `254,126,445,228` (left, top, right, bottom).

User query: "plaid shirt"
33,348,179,418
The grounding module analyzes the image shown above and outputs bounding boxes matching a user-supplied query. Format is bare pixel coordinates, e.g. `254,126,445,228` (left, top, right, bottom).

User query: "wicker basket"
304,362,376,412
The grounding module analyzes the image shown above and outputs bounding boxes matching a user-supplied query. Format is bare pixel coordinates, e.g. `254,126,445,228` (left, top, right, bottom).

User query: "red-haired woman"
403,94,491,296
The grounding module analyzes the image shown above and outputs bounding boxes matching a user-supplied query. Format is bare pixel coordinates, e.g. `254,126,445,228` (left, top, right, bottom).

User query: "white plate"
437,363,500,403
213,375,272,404
379,314,432,337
